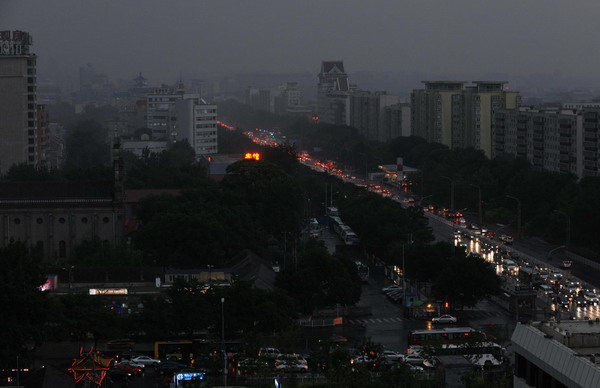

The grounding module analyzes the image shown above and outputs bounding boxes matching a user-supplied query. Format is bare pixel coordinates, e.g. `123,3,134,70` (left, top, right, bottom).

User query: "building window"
59,240,66,258
36,217,43,224
81,217,88,224
59,217,66,224
102,217,110,223
14,218,21,225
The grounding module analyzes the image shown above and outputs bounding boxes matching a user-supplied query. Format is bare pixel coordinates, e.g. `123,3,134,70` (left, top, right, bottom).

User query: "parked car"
381,350,404,362
131,355,161,367
113,363,143,376
404,354,425,365
276,354,308,366
431,314,457,324
381,285,403,293
115,359,145,369
236,358,270,375
258,347,281,359
275,360,308,373
465,353,502,367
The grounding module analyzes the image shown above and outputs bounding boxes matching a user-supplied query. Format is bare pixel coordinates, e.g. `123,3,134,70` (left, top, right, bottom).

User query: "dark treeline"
222,102,598,259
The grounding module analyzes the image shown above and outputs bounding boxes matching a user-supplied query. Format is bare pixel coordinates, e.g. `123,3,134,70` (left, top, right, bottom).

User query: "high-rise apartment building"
411,81,520,157
173,97,218,156
349,91,405,142
0,30,37,173
492,106,600,178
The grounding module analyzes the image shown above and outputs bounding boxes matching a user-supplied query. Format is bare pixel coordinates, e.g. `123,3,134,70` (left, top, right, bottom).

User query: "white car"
381,285,403,293
131,355,161,367
431,314,457,324
381,350,404,362
465,353,502,367
115,359,145,369
404,354,425,365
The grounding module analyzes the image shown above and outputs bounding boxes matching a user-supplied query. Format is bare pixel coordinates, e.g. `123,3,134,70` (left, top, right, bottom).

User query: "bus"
407,327,483,346
329,216,345,235
342,230,360,245
413,341,504,357
355,261,369,282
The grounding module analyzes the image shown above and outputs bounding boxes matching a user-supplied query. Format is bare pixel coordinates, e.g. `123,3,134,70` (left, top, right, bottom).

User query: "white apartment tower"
0,30,37,172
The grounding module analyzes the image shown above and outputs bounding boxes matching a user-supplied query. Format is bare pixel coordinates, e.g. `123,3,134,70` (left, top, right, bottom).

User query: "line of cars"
231,348,309,376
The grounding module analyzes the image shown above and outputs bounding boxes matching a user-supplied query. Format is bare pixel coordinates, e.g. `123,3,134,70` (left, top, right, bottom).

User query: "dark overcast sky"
2,0,600,82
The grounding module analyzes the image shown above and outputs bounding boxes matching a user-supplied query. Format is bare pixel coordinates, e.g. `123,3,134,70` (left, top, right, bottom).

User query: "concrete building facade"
0,30,37,173
512,321,600,388
491,106,600,178
349,91,406,142
411,81,520,157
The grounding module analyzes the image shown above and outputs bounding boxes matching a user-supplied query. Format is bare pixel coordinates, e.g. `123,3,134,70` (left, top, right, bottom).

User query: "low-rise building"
511,321,600,388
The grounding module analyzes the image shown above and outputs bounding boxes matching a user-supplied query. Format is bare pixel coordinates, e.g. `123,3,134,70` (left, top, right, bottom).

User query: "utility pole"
221,298,227,387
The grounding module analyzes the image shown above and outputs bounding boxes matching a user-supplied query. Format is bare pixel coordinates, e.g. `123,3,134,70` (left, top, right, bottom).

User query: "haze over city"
4,0,600,91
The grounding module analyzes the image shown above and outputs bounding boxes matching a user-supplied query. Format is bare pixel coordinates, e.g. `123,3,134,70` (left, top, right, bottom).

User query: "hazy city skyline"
3,0,600,87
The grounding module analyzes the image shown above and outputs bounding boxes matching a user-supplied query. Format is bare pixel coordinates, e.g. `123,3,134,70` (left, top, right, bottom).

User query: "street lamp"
505,195,521,238
554,210,571,254
221,297,227,387
469,184,482,225
440,176,454,211
69,265,75,290
207,265,214,285
419,195,432,207
547,245,566,262
374,156,385,187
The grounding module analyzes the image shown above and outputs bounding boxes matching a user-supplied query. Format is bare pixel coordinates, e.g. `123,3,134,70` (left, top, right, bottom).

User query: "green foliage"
339,191,434,260
275,239,361,314
0,243,49,366
71,241,143,267
124,140,209,189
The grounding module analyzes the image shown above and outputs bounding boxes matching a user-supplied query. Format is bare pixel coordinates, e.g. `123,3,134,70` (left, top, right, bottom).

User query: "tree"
0,243,49,367
275,239,361,314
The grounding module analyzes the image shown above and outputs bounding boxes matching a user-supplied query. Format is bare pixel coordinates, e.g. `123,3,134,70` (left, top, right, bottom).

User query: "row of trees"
266,117,600,258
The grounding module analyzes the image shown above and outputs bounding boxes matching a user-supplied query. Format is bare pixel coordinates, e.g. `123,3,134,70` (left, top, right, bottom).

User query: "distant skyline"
3,0,600,90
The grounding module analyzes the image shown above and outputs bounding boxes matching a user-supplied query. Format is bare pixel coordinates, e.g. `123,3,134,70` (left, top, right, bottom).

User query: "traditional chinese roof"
321,61,345,74
68,349,113,386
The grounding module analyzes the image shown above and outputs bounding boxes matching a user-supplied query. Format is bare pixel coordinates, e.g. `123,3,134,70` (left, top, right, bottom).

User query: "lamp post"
469,184,482,225
505,195,521,238
419,194,432,207
69,265,75,290
207,265,214,285
374,156,385,188
547,245,566,262
440,176,454,211
554,210,571,254
221,297,227,387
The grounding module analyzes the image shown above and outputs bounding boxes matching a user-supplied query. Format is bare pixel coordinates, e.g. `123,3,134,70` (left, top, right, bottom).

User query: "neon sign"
244,152,261,161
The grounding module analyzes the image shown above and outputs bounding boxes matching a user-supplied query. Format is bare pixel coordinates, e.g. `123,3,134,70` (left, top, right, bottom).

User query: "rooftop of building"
0,180,113,200
512,322,600,387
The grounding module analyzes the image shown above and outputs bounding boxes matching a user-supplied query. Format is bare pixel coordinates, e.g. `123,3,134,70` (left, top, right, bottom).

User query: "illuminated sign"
244,152,261,161
89,288,128,295
175,372,205,385
0,31,32,56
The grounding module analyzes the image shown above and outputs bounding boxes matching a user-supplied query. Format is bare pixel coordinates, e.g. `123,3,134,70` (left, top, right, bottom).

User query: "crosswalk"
347,311,503,326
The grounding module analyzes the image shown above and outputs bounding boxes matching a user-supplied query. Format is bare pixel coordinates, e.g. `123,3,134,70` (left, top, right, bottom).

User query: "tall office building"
411,81,520,157
0,30,37,173
173,97,218,157
317,61,352,125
